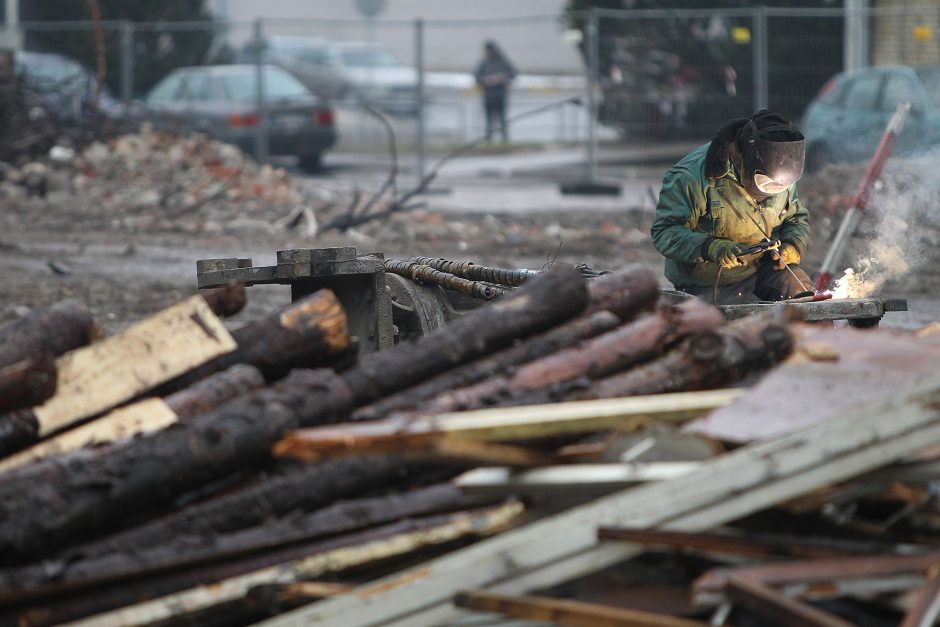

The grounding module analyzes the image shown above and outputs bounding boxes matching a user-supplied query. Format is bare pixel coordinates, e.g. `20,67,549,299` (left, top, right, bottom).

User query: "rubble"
0,260,937,627
0,127,309,236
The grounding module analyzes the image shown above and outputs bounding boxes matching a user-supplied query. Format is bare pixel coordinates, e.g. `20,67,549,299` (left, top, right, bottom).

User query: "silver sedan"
145,64,337,172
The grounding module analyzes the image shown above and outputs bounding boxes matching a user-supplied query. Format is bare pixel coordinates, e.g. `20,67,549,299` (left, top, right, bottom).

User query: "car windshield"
219,67,311,102
341,47,400,68
915,68,940,109
19,55,89,90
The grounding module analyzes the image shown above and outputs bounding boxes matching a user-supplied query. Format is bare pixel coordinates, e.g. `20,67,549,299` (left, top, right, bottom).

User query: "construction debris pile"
0,265,939,626
0,127,307,235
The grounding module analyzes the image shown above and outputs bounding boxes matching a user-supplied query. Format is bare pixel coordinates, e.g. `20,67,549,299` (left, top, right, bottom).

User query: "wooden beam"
900,563,940,627
0,398,177,473
596,529,868,560
0,364,264,474
64,502,524,627
695,552,940,597
274,389,742,462
725,577,855,627
31,295,236,437
455,463,699,496
265,372,940,627
407,438,556,468
454,590,708,627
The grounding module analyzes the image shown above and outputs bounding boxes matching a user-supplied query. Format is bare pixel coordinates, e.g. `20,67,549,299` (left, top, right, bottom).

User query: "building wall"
222,0,585,75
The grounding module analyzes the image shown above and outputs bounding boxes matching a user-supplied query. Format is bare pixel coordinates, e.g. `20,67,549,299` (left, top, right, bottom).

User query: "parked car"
145,64,336,171
801,65,940,168
240,36,420,115
15,50,126,122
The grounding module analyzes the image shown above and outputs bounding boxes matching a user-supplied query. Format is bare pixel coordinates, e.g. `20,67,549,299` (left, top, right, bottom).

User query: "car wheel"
299,153,322,173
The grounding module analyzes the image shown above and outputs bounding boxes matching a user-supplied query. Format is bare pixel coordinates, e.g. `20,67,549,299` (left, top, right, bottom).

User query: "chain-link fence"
5,6,940,172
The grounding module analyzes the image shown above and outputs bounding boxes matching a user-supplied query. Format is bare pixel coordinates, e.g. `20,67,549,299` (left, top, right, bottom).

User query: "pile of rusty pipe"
409,257,537,288
385,260,508,301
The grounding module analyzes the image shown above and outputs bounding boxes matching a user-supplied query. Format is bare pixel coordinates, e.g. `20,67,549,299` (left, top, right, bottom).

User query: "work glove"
707,239,744,269
772,243,801,271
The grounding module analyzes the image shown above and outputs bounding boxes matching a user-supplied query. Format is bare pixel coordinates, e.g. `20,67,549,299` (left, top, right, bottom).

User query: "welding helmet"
736,110,805,197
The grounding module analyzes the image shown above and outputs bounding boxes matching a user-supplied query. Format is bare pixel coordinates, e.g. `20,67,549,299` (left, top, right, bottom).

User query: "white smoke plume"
828,154,937,298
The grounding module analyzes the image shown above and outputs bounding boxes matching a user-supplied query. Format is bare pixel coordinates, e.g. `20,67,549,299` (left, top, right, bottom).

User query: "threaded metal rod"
385,260,509,300
409,257,537,287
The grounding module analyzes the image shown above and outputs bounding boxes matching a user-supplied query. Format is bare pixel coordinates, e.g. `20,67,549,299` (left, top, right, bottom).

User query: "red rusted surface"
684,324,940,443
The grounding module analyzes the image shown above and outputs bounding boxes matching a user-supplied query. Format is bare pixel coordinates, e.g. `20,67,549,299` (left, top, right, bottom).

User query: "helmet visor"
752,135,805,190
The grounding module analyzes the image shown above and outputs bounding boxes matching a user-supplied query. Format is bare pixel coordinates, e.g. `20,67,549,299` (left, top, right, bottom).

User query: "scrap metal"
384,260,508,300
408,256,538,287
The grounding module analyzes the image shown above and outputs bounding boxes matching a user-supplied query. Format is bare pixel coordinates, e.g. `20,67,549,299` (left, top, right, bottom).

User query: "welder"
651,109,813,305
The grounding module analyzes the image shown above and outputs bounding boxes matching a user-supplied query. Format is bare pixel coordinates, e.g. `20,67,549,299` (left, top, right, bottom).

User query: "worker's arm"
650,167,711,263
773,185,811,256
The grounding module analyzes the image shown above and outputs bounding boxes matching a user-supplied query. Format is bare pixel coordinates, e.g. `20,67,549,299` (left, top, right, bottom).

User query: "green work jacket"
650,144,810,288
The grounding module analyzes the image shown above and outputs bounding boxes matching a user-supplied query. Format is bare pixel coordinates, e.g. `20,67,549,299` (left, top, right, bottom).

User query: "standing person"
651,109,814,304
475,40,516,143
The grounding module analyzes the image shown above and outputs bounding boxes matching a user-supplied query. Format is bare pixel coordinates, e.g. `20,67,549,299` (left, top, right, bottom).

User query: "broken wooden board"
455,463,699,496
268,372,940,627
726,577,855,627
694,552,940,605
454,590,708,627
31,296,236,437
274,389,742,462
900,563,940,627
684,324,940,443
0,398,177,473
65,502,524,627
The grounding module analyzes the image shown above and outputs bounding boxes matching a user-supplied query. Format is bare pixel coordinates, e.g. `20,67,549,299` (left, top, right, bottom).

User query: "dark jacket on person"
651,143,810,288
475,54,516,103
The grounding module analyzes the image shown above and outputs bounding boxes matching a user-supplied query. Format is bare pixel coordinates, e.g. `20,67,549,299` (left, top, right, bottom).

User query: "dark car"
801,65,940,168
15,50,131,122
145,64,337,171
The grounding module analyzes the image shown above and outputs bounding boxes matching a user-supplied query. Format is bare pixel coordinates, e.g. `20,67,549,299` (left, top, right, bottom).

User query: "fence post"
2,0,21,50
752,5,769,112
119,21,134,103
586,7,599,180
844,0,868,72
414,18,426,182
252,17,269,164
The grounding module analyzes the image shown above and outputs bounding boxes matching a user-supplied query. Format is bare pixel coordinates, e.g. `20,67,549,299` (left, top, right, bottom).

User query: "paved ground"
0,132,928,335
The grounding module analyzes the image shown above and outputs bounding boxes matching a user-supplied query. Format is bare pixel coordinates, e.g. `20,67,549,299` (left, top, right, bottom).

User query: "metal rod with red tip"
784,292,833,304
815,101,911,292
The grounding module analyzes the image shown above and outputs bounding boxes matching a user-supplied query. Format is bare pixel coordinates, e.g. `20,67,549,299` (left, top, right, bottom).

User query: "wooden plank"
266,372,940,627
409,439,556,468
454,590,708,627
455,463,699,496
274,390,742,462
64,502,524,627
32,296,236,436
595,529,870,560
0,398,177,473
900,563,940,627
695,552,940,596
725,577,855,627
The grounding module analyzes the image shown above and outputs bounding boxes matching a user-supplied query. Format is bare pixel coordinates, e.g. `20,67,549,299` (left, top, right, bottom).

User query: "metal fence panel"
7,6,940,169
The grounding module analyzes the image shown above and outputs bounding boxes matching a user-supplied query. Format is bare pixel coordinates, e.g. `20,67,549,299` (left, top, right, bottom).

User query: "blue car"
801,65,940,168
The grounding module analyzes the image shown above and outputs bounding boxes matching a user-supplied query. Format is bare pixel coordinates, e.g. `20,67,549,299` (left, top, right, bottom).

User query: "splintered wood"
275,390,742,462
32,295,236,437
1,261,937,627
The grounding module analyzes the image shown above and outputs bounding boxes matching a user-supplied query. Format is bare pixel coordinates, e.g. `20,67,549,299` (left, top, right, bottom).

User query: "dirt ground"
0,133,935,335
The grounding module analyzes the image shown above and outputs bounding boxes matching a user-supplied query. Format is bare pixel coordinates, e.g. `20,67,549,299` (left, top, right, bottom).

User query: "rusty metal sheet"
683,324,940,443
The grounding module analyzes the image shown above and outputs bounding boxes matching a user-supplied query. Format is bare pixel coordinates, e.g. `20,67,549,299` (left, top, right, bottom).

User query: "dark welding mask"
737,111,805,197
